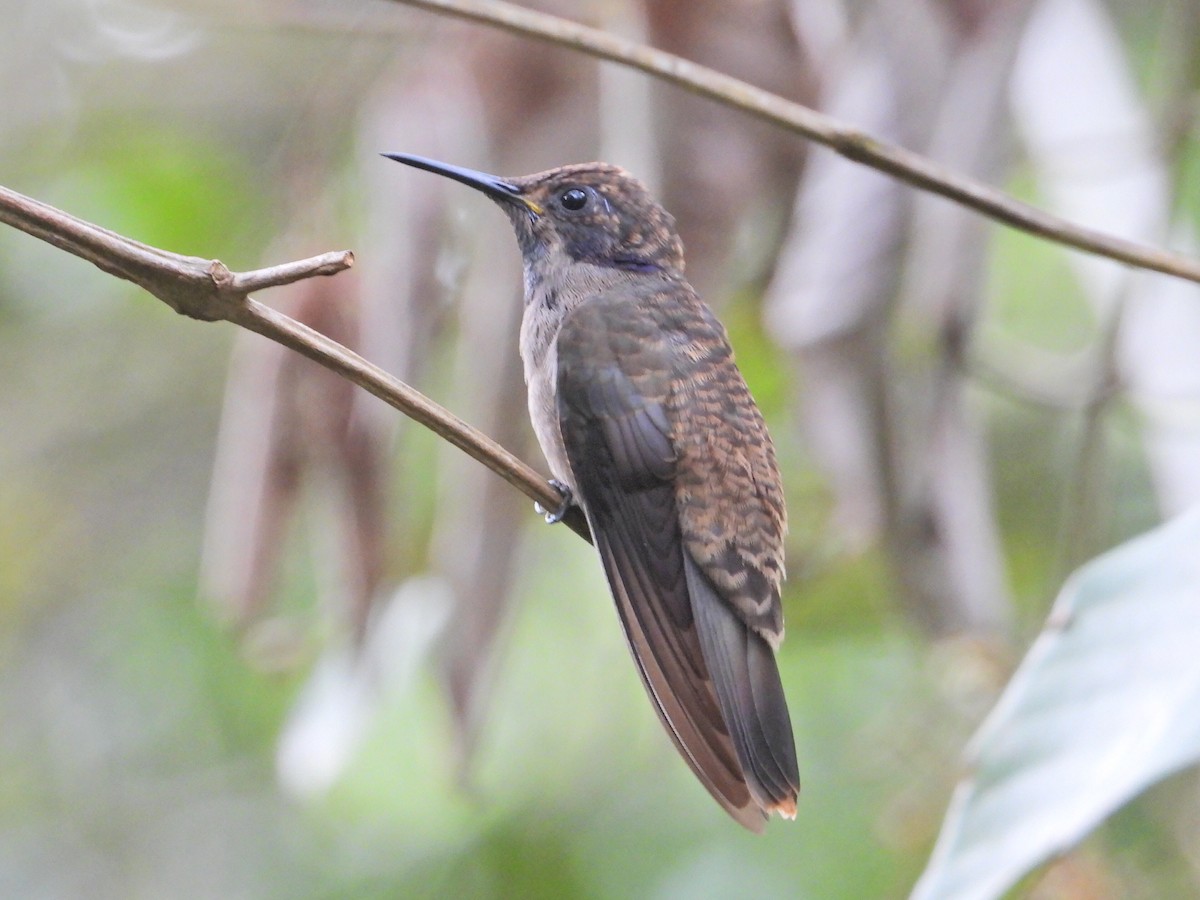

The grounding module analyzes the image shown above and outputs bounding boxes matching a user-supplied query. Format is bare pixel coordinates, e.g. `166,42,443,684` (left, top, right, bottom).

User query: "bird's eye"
559,188,589,211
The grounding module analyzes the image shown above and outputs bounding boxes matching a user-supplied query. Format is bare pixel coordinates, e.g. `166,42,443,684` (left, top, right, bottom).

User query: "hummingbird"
384,153,799,830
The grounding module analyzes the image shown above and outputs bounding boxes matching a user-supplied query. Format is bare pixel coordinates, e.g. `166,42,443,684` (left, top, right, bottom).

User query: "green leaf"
912,507,1200,900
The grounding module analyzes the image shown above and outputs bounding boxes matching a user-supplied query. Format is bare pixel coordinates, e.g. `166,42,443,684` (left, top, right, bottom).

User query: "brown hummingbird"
384,153,799,830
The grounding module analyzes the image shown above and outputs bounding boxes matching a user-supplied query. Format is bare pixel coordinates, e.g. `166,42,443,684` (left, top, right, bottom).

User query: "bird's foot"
535,480,574,524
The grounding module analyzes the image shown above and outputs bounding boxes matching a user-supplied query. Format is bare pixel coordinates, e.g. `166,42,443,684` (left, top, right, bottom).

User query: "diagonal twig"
0,183,590,542
388,0,1200,286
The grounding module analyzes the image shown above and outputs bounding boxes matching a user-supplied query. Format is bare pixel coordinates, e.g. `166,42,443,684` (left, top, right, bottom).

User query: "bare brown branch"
388,0,1200,286
0,183,589,542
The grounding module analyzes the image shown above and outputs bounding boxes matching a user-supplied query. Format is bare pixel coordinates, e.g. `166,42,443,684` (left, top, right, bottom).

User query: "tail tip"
771,797,798,820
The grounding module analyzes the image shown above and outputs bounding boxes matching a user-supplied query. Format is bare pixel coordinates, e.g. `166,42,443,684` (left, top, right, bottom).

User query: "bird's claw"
535,479,573,524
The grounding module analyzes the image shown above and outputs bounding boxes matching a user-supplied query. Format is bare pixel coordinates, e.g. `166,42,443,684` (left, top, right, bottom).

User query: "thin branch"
0,183,590,542
388,0,1200,287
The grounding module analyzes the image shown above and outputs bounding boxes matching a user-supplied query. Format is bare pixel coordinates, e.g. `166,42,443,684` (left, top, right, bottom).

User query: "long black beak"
382,153,540,213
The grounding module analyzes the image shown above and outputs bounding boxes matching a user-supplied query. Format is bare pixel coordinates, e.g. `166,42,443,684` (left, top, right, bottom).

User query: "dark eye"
559,187,588,211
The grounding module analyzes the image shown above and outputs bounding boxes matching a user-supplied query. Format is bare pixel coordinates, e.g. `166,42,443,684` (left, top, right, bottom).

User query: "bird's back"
553,280,798,827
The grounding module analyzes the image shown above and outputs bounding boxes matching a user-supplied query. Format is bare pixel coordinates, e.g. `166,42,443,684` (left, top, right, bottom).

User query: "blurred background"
2,0,1199,896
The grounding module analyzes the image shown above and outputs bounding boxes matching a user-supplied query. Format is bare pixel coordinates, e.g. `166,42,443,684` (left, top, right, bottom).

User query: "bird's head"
384,154,685,275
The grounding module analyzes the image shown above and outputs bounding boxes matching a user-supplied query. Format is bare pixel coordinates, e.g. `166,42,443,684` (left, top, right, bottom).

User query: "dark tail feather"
685,555,800,816
591,519,768,831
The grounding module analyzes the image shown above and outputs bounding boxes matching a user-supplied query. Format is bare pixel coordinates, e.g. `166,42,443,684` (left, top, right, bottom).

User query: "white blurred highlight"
1012,0,1200,513
59,0,200,64
276,576,453,798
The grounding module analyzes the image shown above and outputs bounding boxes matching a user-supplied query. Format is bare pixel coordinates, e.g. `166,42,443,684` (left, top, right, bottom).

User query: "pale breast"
520,304,576,491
